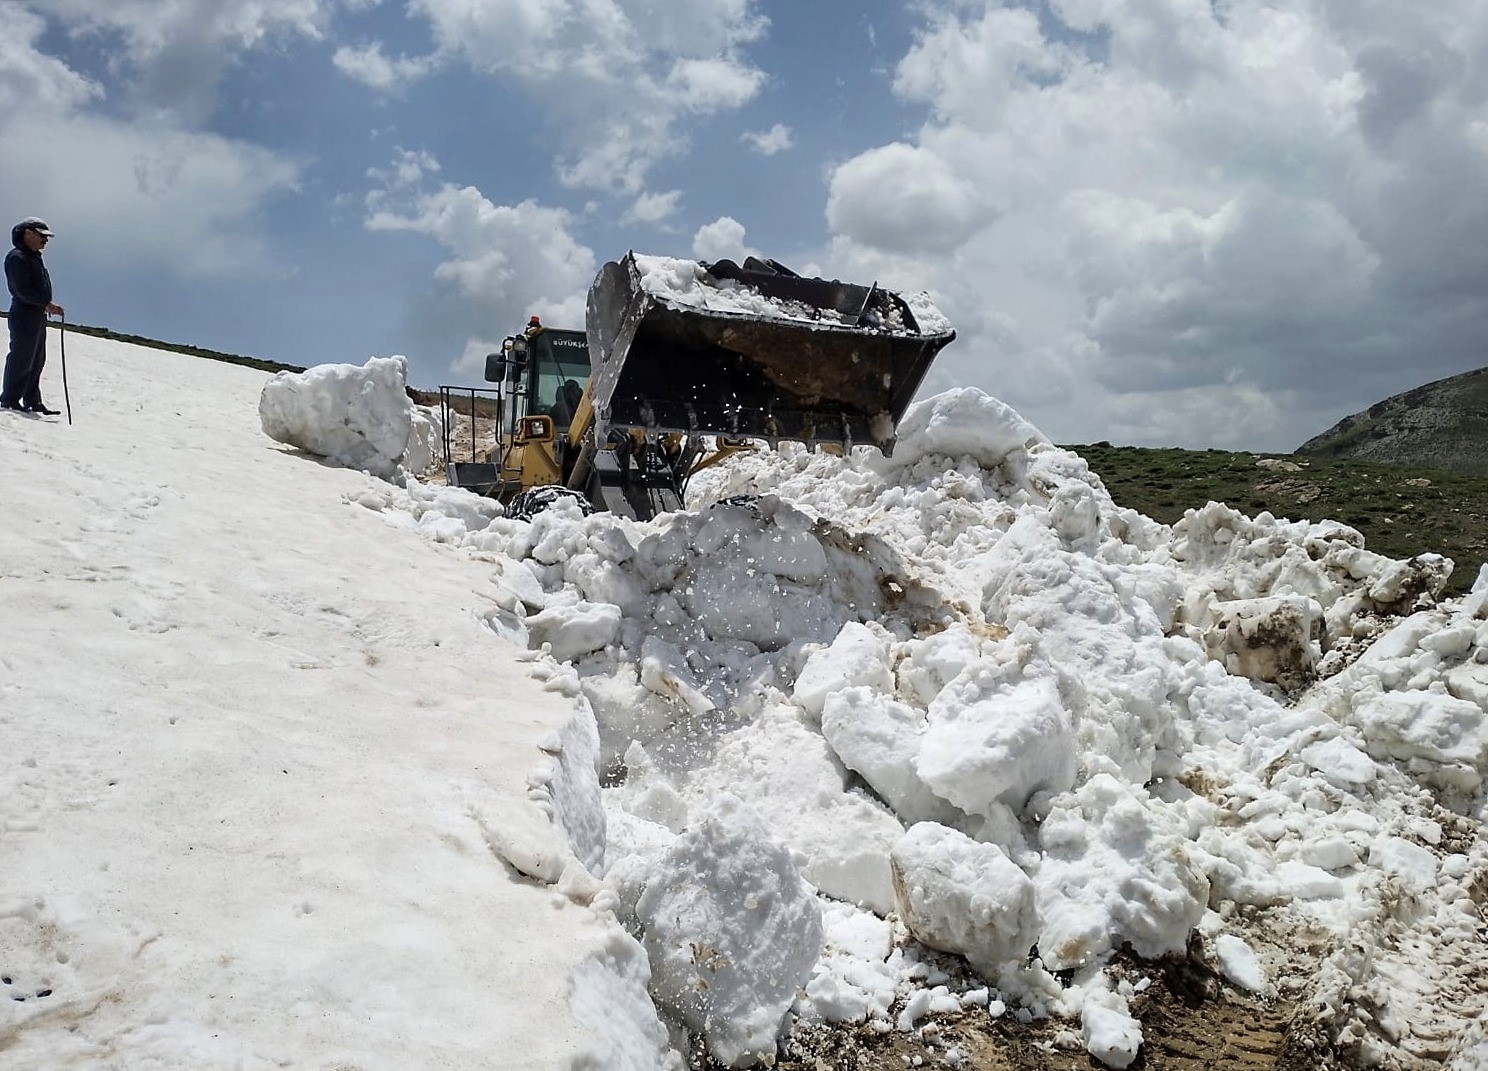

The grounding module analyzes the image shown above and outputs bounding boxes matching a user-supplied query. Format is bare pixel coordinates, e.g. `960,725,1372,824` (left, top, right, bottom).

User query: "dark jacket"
6,223,52,314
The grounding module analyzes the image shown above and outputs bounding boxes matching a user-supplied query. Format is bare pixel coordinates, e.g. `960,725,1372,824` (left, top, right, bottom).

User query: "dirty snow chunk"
889,822,1039,976
793,622,893,719
636,795,823,1068
886,387,1050,471
1204,596,1321,689
1082,989,1143,1069
1349,690,1488,793
917,674,1077,817
1213,934,1266,993
259,356,417,478
1369,837,1438,891
821,688,962,826
525,600,623,663
570,922,678,1071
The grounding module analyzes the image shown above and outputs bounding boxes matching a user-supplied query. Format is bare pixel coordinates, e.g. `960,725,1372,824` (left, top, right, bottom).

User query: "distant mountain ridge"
1296,364,1488,474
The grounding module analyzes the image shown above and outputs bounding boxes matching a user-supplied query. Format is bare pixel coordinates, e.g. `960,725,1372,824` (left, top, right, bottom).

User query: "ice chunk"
684,704,903,913
636,795,823,1067
1036,776,1209,969
1369,837,1438,891
1276,860,1345,900
1300,736,1377,787
889,822,1039,976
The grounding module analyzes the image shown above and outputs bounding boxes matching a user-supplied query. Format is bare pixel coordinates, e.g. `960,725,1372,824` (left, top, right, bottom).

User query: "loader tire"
506,485,596,522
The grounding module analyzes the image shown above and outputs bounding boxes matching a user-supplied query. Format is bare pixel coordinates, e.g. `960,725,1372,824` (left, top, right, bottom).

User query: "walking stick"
59,312,72,425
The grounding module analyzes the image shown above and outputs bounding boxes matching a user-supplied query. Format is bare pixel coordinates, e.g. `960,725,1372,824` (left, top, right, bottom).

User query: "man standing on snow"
2,217,64,415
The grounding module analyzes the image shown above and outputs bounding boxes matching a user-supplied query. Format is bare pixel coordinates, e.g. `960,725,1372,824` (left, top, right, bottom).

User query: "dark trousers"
1,309,46,408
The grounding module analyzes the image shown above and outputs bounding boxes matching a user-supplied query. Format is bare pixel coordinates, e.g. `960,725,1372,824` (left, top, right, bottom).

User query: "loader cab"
486,319,591,438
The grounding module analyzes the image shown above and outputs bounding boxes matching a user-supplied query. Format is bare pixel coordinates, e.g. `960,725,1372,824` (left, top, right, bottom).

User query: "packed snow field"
259,356,1488,1070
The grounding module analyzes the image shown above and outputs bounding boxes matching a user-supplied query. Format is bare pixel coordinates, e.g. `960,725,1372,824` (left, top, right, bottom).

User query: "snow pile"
335,378,1485,1069
259,355,440,478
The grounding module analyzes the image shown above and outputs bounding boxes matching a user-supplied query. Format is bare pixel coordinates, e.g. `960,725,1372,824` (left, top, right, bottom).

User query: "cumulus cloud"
0,4,300,277
741,123,793,156
372,0,769,195
692,216,759,263
623,190,683,226
365,154,597,378
823,0,1488,450
333,41,432,92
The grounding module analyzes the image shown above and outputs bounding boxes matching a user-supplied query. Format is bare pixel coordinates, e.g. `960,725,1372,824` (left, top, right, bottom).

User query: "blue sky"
6,0,1488,450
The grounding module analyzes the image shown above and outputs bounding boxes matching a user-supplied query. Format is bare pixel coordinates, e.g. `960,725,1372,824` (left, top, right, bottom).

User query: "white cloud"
366,148,441,193
692,216,758,264
333,42,432,92
822,0,1488,449
826,142,999,254
0,5,101,113
623,190,683,226
385,0,769,195
741,123,793,156
365,161,597,377
34,0,331,122
0,4,300,277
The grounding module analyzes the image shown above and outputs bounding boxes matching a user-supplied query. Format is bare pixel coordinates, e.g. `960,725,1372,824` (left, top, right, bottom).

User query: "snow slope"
0,332,629,1069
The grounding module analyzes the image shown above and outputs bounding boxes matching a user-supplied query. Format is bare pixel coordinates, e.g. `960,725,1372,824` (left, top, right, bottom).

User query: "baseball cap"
17,217,53,238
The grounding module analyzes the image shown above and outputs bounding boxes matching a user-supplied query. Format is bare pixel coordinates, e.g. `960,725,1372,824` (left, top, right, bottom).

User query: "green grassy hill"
1074,443,1488,595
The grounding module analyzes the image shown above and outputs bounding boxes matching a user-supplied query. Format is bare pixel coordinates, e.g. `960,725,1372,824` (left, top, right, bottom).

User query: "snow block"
1350,690,1488,794
259,356,417,478
889,822,1039,977
917,674,1077,816
821,687,962,826
525,599,623,663
1082,989,1143,1069
793,622,894,720
636,795,824,1067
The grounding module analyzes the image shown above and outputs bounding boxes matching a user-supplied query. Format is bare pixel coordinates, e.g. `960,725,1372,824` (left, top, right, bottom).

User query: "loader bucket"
585,253,955,455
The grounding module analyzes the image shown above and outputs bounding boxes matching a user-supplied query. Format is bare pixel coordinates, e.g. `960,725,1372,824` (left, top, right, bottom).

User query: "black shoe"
0,401,24,412
25,403,60,416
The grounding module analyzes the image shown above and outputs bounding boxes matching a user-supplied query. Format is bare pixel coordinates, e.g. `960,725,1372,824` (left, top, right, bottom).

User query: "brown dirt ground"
688,940,1339,1071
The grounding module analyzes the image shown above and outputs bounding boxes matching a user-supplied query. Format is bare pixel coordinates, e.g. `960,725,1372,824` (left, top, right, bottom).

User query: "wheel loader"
440,252,955,521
